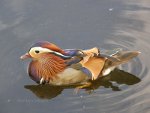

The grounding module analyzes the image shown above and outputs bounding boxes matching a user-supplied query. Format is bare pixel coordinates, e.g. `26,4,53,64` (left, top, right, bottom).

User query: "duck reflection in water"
25,68,141,99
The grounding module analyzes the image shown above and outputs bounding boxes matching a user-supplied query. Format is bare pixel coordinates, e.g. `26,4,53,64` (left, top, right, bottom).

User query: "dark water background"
0,0,150,113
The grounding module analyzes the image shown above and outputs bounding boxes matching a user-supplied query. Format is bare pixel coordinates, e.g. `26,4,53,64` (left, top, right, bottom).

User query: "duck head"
20,41,67,60
20,41,70,84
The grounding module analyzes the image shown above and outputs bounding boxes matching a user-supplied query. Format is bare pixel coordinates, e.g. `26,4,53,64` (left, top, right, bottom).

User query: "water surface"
0,0,150,113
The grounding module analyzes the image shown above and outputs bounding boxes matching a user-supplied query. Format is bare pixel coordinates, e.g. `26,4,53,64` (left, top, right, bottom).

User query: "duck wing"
80,47,106,80
64,48,106,80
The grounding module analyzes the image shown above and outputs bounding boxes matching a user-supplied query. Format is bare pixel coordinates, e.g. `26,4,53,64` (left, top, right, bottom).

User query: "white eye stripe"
53,51,71,58
30,47,70,58
30,47,52,52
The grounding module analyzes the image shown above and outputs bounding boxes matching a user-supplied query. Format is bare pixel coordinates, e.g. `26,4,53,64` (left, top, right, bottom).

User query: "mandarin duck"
20,41,140,89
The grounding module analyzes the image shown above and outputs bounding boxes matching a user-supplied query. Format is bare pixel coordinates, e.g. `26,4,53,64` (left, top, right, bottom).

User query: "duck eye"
35,50,40,53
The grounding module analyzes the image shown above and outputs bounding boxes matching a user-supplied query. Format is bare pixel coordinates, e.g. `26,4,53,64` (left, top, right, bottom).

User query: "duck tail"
106,51,141,67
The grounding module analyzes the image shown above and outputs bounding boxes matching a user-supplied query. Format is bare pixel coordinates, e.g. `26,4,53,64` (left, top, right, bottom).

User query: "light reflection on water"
0,0,150,113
